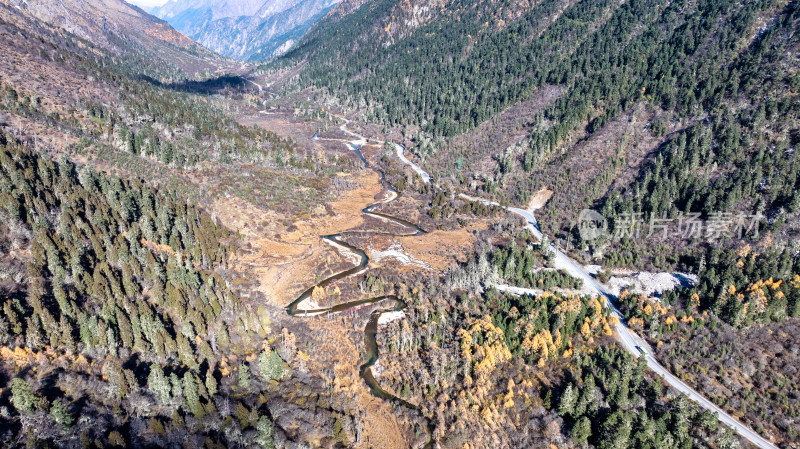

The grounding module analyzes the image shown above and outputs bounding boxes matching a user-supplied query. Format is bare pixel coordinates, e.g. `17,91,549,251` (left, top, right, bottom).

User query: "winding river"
287,119,433,446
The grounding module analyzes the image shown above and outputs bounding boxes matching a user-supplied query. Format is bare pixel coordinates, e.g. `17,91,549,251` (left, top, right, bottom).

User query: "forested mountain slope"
280,0,799,267
0,0,296,176
0,130,296,447
0,2,356,446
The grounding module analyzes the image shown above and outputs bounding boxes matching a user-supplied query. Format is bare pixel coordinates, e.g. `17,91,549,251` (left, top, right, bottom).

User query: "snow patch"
272,39,295,57
607,272,698,298
378,311,405,325
324,239,363,265
370,243,430,269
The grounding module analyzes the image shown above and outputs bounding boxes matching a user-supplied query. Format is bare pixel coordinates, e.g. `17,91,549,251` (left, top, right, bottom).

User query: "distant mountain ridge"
152,0,340,61
2,0,220,74
154,0,265,22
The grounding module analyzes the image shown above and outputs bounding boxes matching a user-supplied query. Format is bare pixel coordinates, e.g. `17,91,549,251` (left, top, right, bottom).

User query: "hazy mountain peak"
154,0,266,21
151,0,340,61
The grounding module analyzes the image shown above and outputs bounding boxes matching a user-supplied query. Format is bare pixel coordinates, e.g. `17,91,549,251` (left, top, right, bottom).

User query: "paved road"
394,144,430,183
332,115,430,182
329,117,779,449
244,77,263,92
475,202,779,449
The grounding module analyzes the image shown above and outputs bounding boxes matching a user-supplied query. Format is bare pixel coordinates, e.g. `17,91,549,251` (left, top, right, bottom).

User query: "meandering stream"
286,119,433,446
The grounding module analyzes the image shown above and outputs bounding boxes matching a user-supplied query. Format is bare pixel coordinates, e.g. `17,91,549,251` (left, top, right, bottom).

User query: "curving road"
394,144,430,183
429,175,779,449
244,77,263,92
507,211,778,449
331,115,431,183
